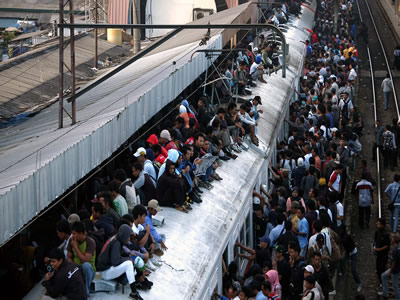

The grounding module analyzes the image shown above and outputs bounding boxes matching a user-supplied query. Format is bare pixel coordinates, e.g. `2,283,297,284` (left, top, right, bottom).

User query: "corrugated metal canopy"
0,3,255,246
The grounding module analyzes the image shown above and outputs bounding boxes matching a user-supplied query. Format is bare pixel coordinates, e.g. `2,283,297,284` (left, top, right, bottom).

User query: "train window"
223,246,228,268
234,237,240,267
246,214,251,247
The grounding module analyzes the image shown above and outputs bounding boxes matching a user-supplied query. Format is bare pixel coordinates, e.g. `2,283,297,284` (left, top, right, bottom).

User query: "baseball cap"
253,47,259,52
148,199,161,212
253,196,261,205
259,235,271,244
68,213,80,224
133,147,146,158
304,265,314,274
160,129,171,141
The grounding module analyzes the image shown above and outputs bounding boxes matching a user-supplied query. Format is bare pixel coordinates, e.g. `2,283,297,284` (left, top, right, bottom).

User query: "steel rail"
356,0,398,218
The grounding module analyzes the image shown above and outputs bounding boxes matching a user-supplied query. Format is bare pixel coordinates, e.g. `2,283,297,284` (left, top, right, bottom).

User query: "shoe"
129,291,144,300
150,257,162,267
154,248,164,256
219,155,230,161
377,291,388,297
194,186,203,194
190,192,202,203
357,284,362,292
204,182,213,189
146,259,157,271
135,282,150,290
175,205,188,213
143,277,153,287
329,290,336,295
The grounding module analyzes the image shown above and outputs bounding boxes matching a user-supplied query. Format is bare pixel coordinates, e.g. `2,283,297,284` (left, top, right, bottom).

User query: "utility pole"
58,0,77,128
94,0,98,69
132,0,140,54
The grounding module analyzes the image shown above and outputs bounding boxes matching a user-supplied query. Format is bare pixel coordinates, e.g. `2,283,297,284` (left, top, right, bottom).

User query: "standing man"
373,120,385,161
374,218,391,286
67,221,96,297
355,172,374,228
294,206,309,258
385,174,400,233
379,234,400,299
382,125,397,170
381,73,393,110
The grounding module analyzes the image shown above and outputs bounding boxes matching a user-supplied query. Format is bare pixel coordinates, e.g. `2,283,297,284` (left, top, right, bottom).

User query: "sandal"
175,204,188,213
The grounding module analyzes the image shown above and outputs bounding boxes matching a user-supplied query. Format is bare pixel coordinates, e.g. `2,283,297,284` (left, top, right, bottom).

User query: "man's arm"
68,237,93,264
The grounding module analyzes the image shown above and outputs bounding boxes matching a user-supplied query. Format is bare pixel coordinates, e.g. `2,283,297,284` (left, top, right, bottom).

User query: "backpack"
341,99,350,120
383,131,394,150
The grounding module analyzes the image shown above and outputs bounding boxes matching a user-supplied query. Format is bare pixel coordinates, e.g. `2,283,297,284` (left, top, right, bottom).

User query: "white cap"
253,196,261,205
160,129,171,141
133,147,146,157
304,265,314,274
253,47,259,52
297,157,304,167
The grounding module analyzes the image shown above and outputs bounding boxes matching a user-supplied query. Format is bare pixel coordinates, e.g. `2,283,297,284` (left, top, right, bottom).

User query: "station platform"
378,0,400,43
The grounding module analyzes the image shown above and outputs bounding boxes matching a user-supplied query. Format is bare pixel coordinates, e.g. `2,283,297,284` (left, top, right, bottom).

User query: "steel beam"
58,23,286,104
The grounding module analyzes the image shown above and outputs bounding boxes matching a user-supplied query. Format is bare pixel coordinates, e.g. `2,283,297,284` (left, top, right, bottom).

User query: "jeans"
377,254,389,284
339,252,361,285
384,91,390,109
300,246,307,259
101,260,136,284
382,269,400,298
201,165,213,182
390,206,400,233
81,262,96,295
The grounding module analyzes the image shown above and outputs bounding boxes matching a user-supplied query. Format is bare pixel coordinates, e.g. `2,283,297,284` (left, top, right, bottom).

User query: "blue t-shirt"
385,182,400,204
256,290,268,300
297,217,309,249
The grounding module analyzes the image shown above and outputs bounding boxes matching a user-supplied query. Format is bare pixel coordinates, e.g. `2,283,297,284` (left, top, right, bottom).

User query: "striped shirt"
356,179,374,207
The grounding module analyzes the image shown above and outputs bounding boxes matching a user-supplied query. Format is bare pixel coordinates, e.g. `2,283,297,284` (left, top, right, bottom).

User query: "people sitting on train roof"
42,247,87,300
97,224,143,300
97,191,120,228
67,221,96,297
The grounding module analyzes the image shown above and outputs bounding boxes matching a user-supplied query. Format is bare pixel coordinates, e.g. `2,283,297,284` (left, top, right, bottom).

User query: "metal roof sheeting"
108,0,130,24
0,34,222,246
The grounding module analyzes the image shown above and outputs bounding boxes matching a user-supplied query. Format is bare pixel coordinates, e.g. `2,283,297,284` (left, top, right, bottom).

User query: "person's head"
113,168,127,185
71,221,87,243
166,159,176,175
376,218,386,230
131,161,143,178
312,251,322,267
392,233,400,246
99,191,115,211
159,129,171,144
260,280,272,296
198,96,206,108
147,199,161,216
335,164,344,174
92,202,104,220
316,233,325,248
304,275,316,291
56,220,71,240
175,116,185,129
288,241,300,259
238,286,251,300
297,206,305,218
291,187,299,198
394,174,400,183
181,144,192,161
194,132,205,148
303,264,314,278
274,245,285,259
47,248,65,271
133,147,146,164
151,144,162,156
132,204,147,224
254,204,264,219
253,96,262,106
108,180,120,198
259,235,270,249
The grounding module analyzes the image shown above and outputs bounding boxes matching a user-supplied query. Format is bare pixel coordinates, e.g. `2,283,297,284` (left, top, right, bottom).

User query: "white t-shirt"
348,68,357,81
132,223,144,235
250,62,260,75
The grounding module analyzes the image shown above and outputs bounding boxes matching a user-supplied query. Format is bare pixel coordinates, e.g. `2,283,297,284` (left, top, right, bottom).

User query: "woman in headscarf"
265,269,282,298
179,99,198,129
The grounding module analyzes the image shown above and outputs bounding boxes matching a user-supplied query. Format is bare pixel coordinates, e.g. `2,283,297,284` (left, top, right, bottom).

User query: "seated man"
97,224,143,300
92,202,114,240
143,199,168,257
250,55,267,83
67,221,96,297
239,104,259,146
42,248,86,300
234,60,249,95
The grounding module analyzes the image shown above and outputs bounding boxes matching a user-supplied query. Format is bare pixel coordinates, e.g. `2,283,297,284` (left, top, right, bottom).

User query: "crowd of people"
29,0,400,300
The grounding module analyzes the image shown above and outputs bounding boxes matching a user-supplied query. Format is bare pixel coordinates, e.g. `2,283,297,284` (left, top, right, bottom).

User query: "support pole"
94,0,98,69
69,0,76,124
132,0,140,54
58,0,64,129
